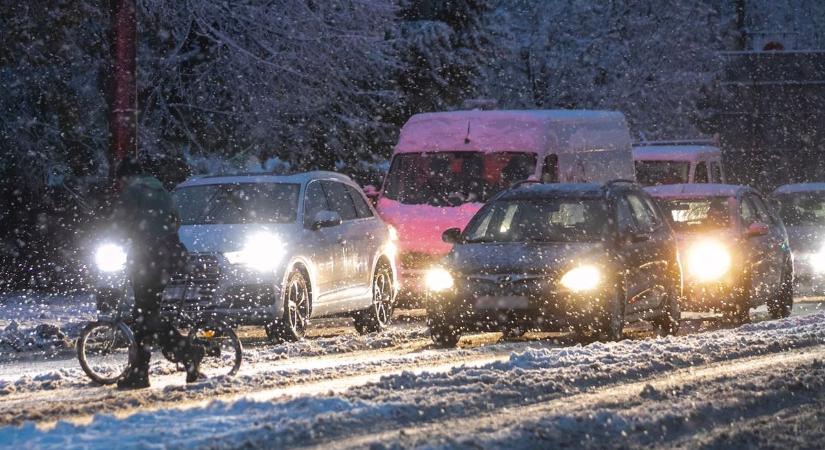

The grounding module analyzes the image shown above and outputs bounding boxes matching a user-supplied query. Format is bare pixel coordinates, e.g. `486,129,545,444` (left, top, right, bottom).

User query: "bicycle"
77,267,243,385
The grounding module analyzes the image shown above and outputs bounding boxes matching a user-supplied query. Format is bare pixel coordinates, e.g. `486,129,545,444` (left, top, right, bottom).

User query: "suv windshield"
657,197,731,232
776,192,825,226
463,198,608,243
383,152,537,206
174,183,300,225
635,161,690,186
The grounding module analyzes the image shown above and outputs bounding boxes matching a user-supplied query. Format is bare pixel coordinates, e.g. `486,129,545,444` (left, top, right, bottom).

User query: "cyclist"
111,155,203,389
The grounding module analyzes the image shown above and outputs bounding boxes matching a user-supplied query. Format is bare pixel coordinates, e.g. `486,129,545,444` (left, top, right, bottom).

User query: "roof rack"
510,177,542,189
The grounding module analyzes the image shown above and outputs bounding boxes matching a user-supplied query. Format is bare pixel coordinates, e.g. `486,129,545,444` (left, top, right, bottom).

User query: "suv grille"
169,253,221,303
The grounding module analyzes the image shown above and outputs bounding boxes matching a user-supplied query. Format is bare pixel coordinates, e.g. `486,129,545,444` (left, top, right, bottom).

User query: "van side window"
345,184,374,219
694,162,709,183
304,181,329,228
321,181,358,221
710,161,723,183
541,154,558,183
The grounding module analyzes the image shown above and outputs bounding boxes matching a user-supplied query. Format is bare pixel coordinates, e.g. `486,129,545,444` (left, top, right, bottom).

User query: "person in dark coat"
111,156,203,389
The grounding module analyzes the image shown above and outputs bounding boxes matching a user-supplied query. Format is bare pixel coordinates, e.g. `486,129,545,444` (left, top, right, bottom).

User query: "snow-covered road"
1,299,824,449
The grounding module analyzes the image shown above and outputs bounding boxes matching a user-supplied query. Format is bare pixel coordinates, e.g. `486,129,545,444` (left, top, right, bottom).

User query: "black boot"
117,366,150,389
185,345,205,383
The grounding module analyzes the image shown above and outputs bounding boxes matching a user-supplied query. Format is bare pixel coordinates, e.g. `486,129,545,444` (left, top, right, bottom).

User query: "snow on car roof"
395,109,628,154
632,145,721,162
499,182,606,200
774,183,825,194
176,171,353,188
644,183,750,198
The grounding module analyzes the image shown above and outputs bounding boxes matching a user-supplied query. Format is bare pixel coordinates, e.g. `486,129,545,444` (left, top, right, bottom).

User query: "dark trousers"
129,281,189,378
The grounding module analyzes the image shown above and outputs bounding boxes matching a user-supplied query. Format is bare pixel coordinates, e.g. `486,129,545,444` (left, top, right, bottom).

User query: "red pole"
108,0,137,181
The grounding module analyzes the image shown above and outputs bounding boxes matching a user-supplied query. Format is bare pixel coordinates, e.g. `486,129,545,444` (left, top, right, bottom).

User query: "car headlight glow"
687,239,731,282
225,232,285,272
95,243,127,273
559,265,601,292
425,267,454,292
808,245,825,273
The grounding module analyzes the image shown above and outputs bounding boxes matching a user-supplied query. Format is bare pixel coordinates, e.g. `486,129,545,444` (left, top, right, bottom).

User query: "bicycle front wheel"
77,321,137,385
188,323,242,379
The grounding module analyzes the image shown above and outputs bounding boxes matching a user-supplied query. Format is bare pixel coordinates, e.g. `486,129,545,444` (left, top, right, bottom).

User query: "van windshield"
463,198,608,243
635,161,690,186
174,183,300,225
383,152,537,206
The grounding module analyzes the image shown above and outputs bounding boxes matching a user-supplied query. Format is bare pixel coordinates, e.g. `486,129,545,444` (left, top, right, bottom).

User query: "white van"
633,141,725,186
367,109,636,299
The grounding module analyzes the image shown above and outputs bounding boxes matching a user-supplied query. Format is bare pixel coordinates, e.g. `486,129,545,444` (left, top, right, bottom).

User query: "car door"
321,180,363,296
345,183,382,289
739,194,775,304
620,191,669,317
748,193,786,296
302,180,339,300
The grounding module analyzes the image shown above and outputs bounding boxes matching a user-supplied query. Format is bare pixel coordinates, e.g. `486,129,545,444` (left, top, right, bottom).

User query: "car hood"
446,241,609,276
783,225,825,253
178,223,297,253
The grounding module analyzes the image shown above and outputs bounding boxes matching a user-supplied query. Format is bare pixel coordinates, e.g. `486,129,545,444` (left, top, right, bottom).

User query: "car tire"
354,263,395,335
768,261,794,320
597,284,625,342
428,316,460,348
652,274,681,337
266,269,310,343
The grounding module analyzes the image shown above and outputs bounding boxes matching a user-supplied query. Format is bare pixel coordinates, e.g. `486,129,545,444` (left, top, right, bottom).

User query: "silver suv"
93,171,398,342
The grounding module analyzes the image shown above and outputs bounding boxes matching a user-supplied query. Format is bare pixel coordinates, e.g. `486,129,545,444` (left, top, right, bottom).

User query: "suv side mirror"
312,210,342,230
745,222,769,238
442,227,462,244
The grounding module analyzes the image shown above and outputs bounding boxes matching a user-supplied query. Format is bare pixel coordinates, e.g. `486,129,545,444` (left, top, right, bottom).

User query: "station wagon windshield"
776,192,825,226
174,183,300,225
657,197,731,232
383,151,537,206
635,161,690,186
463,198,608,243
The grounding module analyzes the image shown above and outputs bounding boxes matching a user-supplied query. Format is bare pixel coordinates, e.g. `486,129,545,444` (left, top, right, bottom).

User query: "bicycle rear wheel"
77,321,137,385
188,323,242,378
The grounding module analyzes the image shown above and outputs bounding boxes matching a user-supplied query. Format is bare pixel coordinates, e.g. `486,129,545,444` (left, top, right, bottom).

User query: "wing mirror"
442,227,463,244
362,185,380,205
312,210,342,230
745,222,769,238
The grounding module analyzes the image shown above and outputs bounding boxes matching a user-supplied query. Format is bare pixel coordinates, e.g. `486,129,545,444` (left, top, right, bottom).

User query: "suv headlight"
808,245,825,273
425,267,454,292
225,232,285,272
95,243,127,273
560,265,601,292
686,239,731,282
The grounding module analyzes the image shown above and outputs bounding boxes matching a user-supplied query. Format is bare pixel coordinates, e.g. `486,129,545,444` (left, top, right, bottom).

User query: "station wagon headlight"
809,245,825,273
686,239,731,282
225,232,285,272
425,267,454,292
94,243,127,273
560,265,601,292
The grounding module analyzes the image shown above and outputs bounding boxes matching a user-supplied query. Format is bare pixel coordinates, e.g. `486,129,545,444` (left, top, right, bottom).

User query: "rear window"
657,197,731,232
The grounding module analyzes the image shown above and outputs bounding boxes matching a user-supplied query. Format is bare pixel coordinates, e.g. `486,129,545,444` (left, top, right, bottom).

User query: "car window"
303,181,329,228
641,195,664,228
748,194,774,225
626,193,656,233
615,195,636,234
541,154,558,183
346,184,373,219
322,181,358,221
694,162,709,183
710,161,723,183
739,196,758,226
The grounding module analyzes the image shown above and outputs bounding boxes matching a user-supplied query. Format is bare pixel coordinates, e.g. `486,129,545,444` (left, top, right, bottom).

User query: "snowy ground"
0,297,823,449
